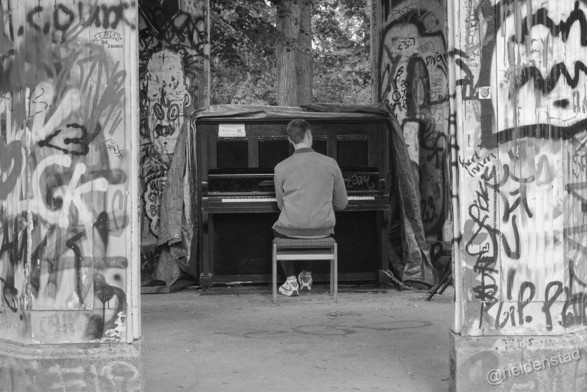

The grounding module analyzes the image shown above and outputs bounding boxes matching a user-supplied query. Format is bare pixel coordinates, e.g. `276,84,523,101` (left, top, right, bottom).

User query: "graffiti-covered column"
0,1,142,391
449,0,587,391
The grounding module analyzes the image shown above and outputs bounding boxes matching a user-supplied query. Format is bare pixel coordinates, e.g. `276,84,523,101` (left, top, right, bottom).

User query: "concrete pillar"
0,1,142,391
449,0,587,390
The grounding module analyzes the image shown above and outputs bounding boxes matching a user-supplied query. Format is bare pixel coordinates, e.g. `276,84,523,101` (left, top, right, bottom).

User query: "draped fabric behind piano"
138,0,209,292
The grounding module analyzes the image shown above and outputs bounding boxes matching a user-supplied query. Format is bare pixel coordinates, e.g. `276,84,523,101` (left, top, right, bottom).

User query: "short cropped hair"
287,119,311,144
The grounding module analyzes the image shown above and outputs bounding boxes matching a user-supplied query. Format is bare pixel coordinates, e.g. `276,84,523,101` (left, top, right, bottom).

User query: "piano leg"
200,212,214,289
200,273,213,288
378,210,390,287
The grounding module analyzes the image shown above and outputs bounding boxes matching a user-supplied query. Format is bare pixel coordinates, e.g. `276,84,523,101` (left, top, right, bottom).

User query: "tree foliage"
312,0,371,103
210,0,371,105
210,0,277,104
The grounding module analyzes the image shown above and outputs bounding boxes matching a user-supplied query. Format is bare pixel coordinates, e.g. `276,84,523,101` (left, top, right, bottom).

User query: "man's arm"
332,165,348,211
274,168,284,210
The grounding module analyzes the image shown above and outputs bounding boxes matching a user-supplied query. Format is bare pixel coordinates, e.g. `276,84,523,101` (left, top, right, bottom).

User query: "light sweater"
273,148,348,237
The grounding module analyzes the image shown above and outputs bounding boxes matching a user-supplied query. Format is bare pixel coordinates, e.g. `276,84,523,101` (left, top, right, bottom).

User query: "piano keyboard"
348,196,376,201
219,196,376,203
221,197,276,203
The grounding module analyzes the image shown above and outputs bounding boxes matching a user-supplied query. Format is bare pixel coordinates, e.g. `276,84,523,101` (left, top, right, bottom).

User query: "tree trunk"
297,1,313,104
275,0,312,106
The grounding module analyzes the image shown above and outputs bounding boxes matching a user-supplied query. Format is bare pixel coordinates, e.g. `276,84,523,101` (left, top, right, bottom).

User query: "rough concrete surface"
450,330,587,392
0,338,142,392
142,285,454,392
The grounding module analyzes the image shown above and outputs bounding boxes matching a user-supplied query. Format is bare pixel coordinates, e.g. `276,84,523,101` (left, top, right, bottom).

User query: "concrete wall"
138,0,209,283
0,0,140,344
372,0,451,251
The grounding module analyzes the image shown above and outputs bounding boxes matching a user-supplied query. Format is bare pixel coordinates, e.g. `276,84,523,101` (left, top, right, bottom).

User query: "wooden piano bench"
271,237,338,303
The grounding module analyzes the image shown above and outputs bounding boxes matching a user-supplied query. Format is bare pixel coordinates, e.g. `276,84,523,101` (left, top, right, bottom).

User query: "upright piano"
195,105,391,288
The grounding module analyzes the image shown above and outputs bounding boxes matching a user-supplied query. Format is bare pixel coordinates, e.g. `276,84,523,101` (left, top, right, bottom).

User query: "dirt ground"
141,284,454,392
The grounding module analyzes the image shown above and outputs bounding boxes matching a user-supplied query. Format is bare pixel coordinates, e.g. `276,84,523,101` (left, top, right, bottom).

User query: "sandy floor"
142,284,454,392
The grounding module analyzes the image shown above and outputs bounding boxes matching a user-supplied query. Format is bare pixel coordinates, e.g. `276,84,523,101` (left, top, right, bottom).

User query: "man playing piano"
273,119,348,296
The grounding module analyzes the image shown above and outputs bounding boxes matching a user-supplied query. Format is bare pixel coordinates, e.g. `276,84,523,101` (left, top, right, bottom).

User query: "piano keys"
195,105,392,288
219,196,377,203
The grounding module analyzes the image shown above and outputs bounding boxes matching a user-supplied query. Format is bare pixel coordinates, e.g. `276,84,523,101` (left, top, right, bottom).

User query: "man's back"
273,148,348,238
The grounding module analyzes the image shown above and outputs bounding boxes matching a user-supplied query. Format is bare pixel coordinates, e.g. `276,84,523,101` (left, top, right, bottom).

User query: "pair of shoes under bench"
279,277,299,296
298,271,313,291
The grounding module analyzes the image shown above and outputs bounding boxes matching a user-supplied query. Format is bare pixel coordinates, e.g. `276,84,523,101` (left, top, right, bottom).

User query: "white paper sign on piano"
219,123,246,138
